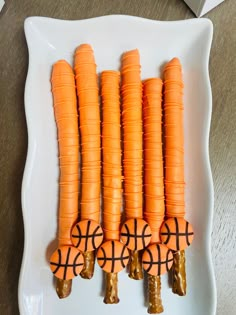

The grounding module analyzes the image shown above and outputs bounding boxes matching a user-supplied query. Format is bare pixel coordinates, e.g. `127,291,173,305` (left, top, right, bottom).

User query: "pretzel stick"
74,44,101,278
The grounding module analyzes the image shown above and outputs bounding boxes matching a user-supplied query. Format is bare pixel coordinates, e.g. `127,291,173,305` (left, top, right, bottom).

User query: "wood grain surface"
0,0,235,314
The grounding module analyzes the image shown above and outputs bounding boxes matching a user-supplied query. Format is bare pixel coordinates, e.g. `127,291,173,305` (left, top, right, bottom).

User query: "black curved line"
134,219,138,250
120,245,127,268
63,247,71,280
111,241,115,273
146,248,153,273
186,221,190,246
52,248,62,275
84,220,91,252
175,218,180,251
142,224,149,248
76,224,82,248
92,226,100,250
124,223,130,246
162,223,171,245
73,251,82,277
100,247,107,268
157,244,161,276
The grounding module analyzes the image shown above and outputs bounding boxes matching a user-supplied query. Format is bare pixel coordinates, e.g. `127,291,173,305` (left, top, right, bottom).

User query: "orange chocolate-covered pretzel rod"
50,60,84,298
73,44,102,279
97,71,129,303
120,49,151,280
160,58,194,296
142,78,173,313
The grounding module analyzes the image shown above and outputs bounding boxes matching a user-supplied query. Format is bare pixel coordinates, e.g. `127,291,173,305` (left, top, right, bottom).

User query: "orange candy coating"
120,218,152,251
71,220,104,252
160,217,194,251
142,243,173,276
97,240,130,273
50,246,84,280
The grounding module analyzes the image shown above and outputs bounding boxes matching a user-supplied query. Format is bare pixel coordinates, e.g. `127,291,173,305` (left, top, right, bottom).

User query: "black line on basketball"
124,223,130,246
73,251,82,277
76,224,82,248
134,219,137,250
111,241,115,273
120,244,127,268
142,224,149,248
100,246,107,269
146,248,153,273
157,244,161,275
92,225,100,250
186,221,190,246
63,247,71,280
52,248,62,275
175,217,180,251
163,223,171,244
166,249,173,271
84,220,91,252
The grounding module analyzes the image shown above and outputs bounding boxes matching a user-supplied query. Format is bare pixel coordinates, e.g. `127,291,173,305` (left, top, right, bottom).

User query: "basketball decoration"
160,217,194,251
50,246,84,280
142,244,174,276
71,220,104,252
120,218,152,251
97,240,130,273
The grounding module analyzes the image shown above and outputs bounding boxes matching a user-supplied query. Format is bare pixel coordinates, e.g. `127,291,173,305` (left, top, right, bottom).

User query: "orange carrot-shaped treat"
49,60,84,298
141,79,173,313
96,71,129,303
120,49,151,280
160,58,194,296
71,44,103,279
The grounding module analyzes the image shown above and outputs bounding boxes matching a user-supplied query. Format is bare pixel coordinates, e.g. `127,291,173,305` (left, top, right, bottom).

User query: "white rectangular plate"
20,15,216,315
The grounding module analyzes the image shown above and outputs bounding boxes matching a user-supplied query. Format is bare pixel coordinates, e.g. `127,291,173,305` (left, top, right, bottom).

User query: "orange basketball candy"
71,220,104,252
160,217,194,251
142,244,173,276
97,240,130,273
50,246,84,280
120,218,152,251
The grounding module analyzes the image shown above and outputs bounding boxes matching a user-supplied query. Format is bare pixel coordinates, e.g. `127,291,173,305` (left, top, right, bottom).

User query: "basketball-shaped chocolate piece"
71,220,104,252
160,217,194,251
50,246,84,280
120,218,152,250
142,243,173,276
97,240,130,273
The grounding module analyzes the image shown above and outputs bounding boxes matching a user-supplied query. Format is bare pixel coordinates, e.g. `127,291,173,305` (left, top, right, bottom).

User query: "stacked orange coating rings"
101,71,123,241
160,58,194,296
163,58,185,219
74,44,101,223
49,60,84,284
142,78,165,244
120,49,151,280
71,44,103,278
121,50,143,220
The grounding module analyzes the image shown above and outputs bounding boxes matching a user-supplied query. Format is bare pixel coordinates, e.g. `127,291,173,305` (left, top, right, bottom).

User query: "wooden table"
0,1,235,314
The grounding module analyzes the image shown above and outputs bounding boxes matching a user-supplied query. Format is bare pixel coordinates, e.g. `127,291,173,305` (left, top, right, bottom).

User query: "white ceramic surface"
20,15,216,315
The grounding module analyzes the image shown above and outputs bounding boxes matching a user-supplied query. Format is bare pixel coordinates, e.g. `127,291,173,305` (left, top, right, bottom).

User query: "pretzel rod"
50,60,84,298
142,79,166,313
74,44,101,279
100,71,124,303
120,49,151,280
161,58,194,295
